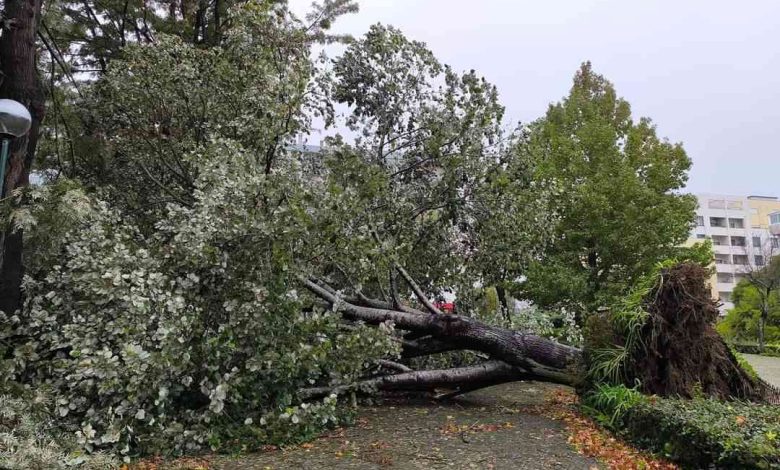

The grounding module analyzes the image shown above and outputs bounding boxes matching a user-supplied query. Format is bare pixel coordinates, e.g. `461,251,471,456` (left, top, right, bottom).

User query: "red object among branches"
434,302,454,313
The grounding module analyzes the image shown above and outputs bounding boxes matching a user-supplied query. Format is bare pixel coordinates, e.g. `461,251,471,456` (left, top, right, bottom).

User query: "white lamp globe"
0,99,32,138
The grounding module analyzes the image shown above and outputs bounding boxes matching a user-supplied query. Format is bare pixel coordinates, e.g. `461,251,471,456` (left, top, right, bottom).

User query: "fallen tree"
301,262,779,403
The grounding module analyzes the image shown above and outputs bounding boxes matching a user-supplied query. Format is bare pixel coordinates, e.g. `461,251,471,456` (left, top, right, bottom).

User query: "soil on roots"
629,262,774,401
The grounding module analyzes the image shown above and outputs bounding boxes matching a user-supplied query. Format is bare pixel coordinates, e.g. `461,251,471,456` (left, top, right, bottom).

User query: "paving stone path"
210,382,599,469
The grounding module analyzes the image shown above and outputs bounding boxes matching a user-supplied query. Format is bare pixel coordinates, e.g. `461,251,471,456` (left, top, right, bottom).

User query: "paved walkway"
211,382,599,469
744,354,780,387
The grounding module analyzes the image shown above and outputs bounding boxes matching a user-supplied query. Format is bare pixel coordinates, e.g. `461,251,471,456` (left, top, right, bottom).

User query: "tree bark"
495,285,509,322
0,0,46,315
301,361,526,400
302,278,582,388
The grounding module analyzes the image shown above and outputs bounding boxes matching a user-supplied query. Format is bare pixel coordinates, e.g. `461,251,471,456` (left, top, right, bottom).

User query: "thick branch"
301,361,523,400
301,277,582,386
401,336,461,358
395,264,442,315
377,359,413,373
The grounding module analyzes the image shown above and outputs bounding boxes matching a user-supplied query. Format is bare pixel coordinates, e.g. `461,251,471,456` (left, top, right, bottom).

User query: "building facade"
689,194,780,312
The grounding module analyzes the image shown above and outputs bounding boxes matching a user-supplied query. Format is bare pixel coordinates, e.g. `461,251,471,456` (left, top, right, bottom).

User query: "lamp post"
0,99,32,197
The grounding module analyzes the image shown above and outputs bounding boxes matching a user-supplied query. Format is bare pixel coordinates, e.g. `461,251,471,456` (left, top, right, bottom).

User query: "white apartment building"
690,194,780,312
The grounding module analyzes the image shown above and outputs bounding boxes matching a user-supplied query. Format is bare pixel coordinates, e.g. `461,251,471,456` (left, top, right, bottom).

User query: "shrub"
626,397,779,469
730,342,780,357
583,385,780,469
729,345,760,380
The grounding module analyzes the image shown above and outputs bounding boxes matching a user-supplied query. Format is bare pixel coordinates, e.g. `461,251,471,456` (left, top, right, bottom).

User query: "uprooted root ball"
628,262,775,401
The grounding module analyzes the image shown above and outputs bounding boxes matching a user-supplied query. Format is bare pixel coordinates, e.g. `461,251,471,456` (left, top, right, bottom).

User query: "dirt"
209,382,600,469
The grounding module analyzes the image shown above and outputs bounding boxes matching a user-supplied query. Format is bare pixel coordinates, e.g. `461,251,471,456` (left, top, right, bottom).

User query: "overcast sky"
290,0,780,197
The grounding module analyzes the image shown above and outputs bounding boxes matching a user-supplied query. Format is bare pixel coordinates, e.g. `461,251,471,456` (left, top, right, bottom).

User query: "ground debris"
526,389,679,470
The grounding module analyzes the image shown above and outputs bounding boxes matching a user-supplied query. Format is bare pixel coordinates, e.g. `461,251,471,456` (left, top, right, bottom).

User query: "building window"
733,254,749,265
710,217,726,228
772,238,780,249
696,234,706,239
755,255,765,266
712,235,728,246
717,273,733,283
770,213,780,225
728,218,744,229
730,236,746,247
695,215,704,227
714,254,730,264
753,236,762,247
719,291,731,302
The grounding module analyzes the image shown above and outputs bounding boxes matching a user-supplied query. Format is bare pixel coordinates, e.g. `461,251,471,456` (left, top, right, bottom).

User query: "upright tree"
0,0,46,315
738,244,780,352
522,62,696,315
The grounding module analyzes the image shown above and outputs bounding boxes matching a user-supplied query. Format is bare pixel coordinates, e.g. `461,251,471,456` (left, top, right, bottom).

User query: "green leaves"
523,62,697,313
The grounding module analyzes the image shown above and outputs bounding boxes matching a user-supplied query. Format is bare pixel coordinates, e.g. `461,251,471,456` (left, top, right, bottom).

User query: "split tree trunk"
0,0,46,315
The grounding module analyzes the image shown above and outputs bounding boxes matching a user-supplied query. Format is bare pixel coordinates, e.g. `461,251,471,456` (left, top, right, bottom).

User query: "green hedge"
626,398,779,469
731,342,780,357
583,385,780,469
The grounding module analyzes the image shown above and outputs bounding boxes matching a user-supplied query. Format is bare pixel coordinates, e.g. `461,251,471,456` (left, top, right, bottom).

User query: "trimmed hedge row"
731,342,780,357
583,385,780,469
625,398,779,469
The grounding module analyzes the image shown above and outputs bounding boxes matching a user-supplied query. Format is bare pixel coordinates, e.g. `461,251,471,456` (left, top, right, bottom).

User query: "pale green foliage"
6,4,586,461
3,2,400,457
78,1,326,226
510,306,583,346
7,150,398,455
581,383,646,430
0,392,117,469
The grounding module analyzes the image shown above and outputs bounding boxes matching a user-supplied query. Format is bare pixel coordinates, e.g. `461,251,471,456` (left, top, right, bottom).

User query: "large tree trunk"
300,262,778,404
0,0,45,315
302,278,582,391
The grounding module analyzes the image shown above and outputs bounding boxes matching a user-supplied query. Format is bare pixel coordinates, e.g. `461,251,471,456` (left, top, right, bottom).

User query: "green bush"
731,342,780,357
626,398,779,469
583,385,780,469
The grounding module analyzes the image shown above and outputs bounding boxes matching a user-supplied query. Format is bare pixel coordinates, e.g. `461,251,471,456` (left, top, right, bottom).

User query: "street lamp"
0,99,32,197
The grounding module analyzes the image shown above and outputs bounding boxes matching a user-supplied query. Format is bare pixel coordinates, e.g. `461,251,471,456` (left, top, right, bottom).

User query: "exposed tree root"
627,263,776,401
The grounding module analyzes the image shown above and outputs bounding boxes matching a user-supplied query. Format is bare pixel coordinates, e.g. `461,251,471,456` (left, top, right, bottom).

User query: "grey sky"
290,0,780,196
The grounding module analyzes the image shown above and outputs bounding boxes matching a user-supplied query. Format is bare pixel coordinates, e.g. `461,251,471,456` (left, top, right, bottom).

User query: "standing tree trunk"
759,295,768,354
495,284,510,322
0,0,46,315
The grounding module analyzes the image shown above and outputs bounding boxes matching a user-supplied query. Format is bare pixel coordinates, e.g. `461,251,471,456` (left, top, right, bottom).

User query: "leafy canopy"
522,62,696,312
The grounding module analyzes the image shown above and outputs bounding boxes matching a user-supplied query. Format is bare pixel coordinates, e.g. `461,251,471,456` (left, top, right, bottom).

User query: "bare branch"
395,264,442,315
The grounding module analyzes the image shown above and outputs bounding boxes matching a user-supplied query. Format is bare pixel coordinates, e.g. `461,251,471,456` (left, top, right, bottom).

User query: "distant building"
689,194,780,313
